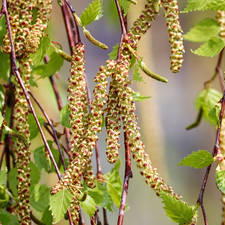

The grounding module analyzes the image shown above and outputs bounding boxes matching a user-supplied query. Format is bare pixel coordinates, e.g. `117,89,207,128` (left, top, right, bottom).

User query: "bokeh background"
2,0,224,224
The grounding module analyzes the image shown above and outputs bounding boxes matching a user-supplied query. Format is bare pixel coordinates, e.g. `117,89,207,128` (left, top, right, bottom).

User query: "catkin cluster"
3,1,52,224
162,0,184,73
216,11,225,40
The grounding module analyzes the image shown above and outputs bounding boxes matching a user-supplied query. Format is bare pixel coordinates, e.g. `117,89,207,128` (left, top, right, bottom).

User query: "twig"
216,48,225,92
103,208,109,225
117,132,133,225
30,211,45,225
2,0,61,179
197,91,225,225
28,90,67,171
95,210,102,225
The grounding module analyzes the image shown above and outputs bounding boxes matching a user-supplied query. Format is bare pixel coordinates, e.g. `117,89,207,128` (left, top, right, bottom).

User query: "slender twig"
30,211,45,225
103,208,109,225
91,216,96,225
28,90,67,171
197,91,225,225
2,0,61,179
95,210,102,225
117,132,133,225
115,1,127,60
216,48,225,92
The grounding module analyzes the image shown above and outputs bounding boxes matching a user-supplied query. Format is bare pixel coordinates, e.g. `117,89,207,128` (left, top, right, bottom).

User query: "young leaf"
0,209,20,225
178,150,214,168
191,36,225,57
80,0,103,27
195,88,222,125
49,189,73,224
41,206,53,225
183,18,220,42
85,180,114,212
182,0,225,13
118,0,131,16
160,191,193,224
80,194,96,217
133,64,146,83
28,114,45,140
60,104,71,128
30,36,51,66
8,167,18,197
29,161,41,188
108,43,119,60
33,51,64,78
208,104,220,127
30,184,51,212
0,167,7,185
132,91,151,101
215,170,225,194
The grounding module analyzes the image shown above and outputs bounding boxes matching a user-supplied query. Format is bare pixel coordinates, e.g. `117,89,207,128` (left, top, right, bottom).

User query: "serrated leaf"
182,0,225,13
183,18,220,42
86,180,113,212
0,209,19,225
130,54,136,69
216,170,225,194
30,184,51,212
195,88,222,125
41,206,53,225
0,167,7,185
191,36,225,57
178,150,214,168
49,189,73,224
28,114,45,140
60,104,71,128
80,194,96,217
33,51,64,78
132,92,151,101
30,36,51,66
0,85,5,110
118,0,131,16
29,161,41,188
133,64,146,83
160,191,193,224
208,104,220,127
108,43,119,60
80,0,103,26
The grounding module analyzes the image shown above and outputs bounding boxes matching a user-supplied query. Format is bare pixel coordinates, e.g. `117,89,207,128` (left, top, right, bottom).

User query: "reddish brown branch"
103,208,109,225
117,132,133,225
197,91,225,225
216,48,225,92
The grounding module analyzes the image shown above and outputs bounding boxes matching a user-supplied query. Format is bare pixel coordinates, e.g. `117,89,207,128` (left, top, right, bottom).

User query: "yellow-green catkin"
161,0,184,73
216,11,225,40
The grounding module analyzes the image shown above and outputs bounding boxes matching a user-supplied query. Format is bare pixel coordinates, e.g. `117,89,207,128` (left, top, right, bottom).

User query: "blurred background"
2,0,224,224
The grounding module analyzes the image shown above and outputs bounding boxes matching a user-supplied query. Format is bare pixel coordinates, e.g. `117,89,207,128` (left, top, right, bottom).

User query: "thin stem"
216,48,225,92
3,0,61,179
197,90,225,225
103,208,109,225
30,211,45,225
117,132,133,225
28,90,66,171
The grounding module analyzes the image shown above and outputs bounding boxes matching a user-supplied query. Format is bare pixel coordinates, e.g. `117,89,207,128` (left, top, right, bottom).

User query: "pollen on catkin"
216,11,225,39
162,0,184,73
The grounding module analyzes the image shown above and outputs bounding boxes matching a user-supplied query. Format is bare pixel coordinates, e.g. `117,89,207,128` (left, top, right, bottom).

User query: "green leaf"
118,0,131,16
49,189,73,224
0,52,10,81
28,114,45,140
30,36,51,66
191,36,225,57
29,161,41,188
8,167,18,197
60,104,71,128
182,0,225,13
105,158,123,208
195,88,222,125
41,206,53,225
80,194,96,217
86,180,113,212
33,51,64,78
216,170,225,194
0,15,6,45
183,18,220,42
0,167,7,185
160,191,193,224
133,64,146,83
108,43,119,60
30,184,51,212
0,209,19,225
177,150,214,168
208,104,220,127
80,0,103,26
132,91,151,101
0,111,4,127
